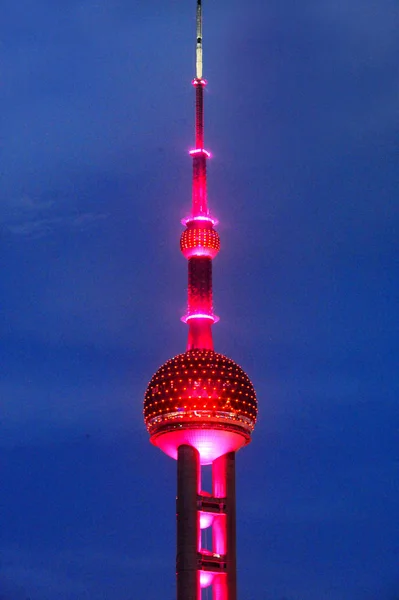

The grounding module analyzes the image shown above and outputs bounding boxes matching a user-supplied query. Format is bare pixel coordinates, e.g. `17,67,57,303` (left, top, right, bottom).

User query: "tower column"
225,452,237,600
213,452,237,600
176,445,200,600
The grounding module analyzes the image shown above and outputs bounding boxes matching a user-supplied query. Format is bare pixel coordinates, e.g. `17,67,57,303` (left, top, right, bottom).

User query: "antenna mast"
180,0,220,350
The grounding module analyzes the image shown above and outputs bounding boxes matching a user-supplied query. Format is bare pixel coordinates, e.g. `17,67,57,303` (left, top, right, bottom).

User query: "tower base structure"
176,445,237,600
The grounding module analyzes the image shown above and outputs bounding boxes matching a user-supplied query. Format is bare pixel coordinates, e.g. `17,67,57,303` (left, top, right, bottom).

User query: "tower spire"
143,3,258,598
179,0,219,350
191,0,207,215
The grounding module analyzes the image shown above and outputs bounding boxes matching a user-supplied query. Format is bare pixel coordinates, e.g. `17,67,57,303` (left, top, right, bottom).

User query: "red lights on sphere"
144,349,257,432
180,226,221,259
144,350,257,465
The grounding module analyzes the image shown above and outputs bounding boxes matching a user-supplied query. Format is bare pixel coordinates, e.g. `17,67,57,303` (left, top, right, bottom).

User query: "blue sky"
1,0,398,598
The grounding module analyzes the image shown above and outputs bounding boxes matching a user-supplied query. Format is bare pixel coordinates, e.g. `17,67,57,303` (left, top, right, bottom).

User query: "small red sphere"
180,227,220,259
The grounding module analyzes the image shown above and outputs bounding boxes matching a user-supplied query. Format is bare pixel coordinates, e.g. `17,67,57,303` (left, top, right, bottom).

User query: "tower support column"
213,452,237,600
176,444,200,600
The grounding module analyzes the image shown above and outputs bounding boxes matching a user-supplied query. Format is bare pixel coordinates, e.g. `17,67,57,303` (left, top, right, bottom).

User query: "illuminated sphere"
144,349,257,465
180,226,220,259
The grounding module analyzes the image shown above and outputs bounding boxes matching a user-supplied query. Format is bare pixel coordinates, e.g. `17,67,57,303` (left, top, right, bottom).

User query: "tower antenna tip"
196,0,203,79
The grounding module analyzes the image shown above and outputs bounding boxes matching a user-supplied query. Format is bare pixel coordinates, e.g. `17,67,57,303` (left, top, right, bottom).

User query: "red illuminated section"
181,49,219,349
180,227,220,260
190,76,210,218
144,349,257,465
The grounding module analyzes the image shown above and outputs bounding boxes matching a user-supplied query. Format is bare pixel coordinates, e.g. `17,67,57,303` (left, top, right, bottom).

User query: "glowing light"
181,313,220,323
180,227,221,260
150,428,249,465
200,571,214,588
192,78,207,86
185,247,212,258
200,512,214,529
181,215,219,227
189,148,211,158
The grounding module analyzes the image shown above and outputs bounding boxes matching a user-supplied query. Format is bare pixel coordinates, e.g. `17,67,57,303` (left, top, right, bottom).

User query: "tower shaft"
182,0,217,351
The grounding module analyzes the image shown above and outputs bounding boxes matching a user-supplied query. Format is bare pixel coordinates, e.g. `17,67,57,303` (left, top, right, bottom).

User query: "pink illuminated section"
181,313,220,324
180,226,220,260
182,246,218,259
212,574,228,600
185,0,216,348
199,512,214,529
190,148,211,158
181,215,219,227
192,78,207,86
150,428,249,465
212,514,227,556
200,571,214,588
187,319,213,350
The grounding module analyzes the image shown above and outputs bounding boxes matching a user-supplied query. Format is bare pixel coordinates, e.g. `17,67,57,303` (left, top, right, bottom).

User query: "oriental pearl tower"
143,2,258,600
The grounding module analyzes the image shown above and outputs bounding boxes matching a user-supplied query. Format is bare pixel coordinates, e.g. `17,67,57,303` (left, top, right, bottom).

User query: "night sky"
2,0,398,599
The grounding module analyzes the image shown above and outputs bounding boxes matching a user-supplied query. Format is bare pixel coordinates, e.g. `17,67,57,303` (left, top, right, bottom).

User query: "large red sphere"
144,349,257,464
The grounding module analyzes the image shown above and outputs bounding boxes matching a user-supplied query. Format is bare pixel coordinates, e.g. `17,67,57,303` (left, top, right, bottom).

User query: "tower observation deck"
143,2,257,599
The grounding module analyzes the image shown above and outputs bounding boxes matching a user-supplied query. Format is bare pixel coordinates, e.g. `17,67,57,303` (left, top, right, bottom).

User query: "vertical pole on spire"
195,0,204,150
196,0,203,80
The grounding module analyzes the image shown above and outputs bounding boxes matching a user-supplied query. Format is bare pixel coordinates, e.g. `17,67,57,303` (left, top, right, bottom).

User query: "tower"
143,2,257,599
